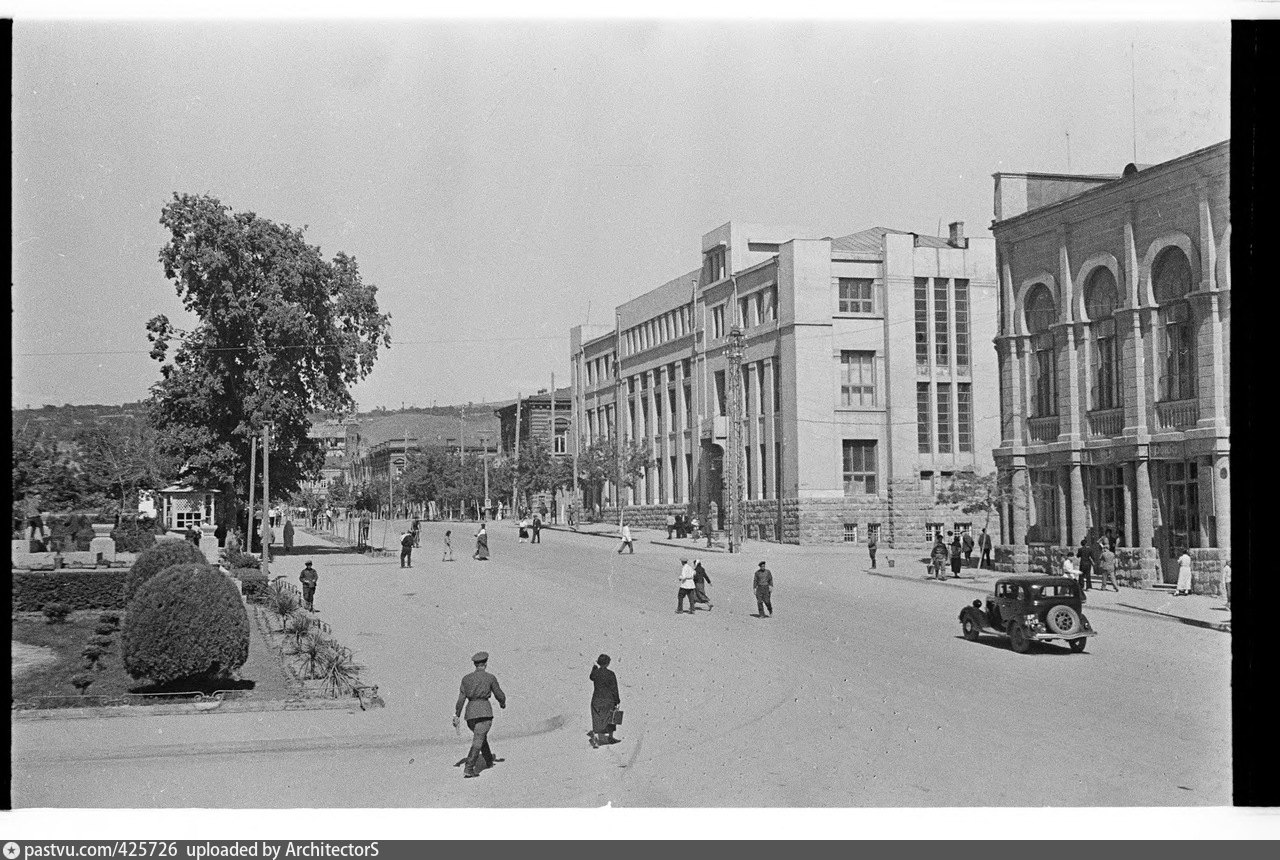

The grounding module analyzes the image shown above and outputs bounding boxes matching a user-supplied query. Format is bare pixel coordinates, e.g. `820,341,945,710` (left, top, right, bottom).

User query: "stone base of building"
993,544,1229,595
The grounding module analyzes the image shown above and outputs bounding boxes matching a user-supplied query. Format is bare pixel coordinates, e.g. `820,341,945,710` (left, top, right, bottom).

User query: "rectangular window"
925,521,945,542
936,383,952,454
705,247,726,283
955,279,970,370
915,277,930,372
712,304,726,339
841,440,878,496
843,523,859,543
745,446,754,499
1093,465,1126,546
934,278,950,366
763,287,777,321
714,370,727,417
1094,335,1121,410
838,278,875,314
920,471,935,498
554,431,567,455
772,358,782,412
756,362,767,415
917,382,932,453
1163,319,1195,401
668,388,678,429
840,351,876,407
957,382,973,453
1030,469,1061,544
760,442,768,499
683,383,692,424
1033,339,1057,416
737,297,750,329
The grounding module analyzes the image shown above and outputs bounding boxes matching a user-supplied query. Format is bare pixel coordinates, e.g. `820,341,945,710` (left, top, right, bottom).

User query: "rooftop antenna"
1130,40,1138,163
1066,131,1072,172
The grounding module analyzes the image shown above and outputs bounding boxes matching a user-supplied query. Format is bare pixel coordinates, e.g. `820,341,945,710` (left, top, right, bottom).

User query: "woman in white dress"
1175,549,1193,595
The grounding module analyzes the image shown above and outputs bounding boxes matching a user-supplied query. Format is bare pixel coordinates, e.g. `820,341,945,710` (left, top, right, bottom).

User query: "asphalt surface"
11,522,1230,807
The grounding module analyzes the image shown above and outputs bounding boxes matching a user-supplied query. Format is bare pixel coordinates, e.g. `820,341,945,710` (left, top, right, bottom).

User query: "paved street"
12,523,1230,807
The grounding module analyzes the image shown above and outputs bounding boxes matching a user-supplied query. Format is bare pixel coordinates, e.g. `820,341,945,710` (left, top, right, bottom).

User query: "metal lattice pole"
726,325,745,553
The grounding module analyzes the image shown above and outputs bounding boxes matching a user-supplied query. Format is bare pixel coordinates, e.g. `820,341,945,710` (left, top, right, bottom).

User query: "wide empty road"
12,522,1230,807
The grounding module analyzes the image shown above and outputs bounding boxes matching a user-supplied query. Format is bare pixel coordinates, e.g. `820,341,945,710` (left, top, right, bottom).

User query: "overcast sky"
11,19,1231,411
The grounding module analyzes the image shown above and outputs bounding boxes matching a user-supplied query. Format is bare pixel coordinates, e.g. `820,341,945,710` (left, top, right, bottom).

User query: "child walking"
442,529,454,562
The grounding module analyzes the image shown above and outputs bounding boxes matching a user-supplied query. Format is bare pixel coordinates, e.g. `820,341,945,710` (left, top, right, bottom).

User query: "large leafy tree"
74,419,174,520
934,469,1021,534
146,194,390,528
12,426,85,513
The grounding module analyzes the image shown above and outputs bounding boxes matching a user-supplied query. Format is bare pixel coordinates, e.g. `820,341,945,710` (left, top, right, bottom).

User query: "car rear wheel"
1045,604,1082,635
1008,622,1031,654
1068,637,1087,653
962,614,981,642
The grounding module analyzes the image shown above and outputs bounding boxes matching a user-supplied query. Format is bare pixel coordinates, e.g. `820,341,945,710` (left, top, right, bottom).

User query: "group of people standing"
927,529,993,580
1065,532,1121,592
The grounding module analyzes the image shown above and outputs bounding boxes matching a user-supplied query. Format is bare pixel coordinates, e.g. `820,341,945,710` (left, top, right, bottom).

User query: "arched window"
1153,248,1195,401
1024,285,1058,417
1085,268,1121,411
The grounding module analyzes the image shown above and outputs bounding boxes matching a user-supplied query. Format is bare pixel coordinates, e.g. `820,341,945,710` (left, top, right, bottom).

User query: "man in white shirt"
617,521,634,554
677,559,697,613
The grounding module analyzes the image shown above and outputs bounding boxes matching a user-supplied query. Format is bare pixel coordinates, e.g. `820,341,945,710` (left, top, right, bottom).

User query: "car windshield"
1033,583,1078,598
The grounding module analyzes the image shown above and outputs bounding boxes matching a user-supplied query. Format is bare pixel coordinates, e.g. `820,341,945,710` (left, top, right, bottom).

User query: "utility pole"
513,393,522,517
459,409,465,463
481,435,490,516
726,325,745,553
572,347,580,505
247,432,257,553
614,310,624,528
261,424,271,576
549,372,556,521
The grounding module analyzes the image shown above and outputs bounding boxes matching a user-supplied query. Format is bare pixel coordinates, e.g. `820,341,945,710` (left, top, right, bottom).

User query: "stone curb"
12,695,369,722
865,568,1231,633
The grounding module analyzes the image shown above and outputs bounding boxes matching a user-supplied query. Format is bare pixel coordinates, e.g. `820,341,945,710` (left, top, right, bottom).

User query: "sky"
11,17,1231,411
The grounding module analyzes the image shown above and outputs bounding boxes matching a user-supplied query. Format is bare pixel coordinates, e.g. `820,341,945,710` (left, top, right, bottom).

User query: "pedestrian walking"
753,561,774,618
1105,527,1118,553
589,654,621,748
949,533,963,578
518,517,530,543
962,530,975,566
473,523,490,560
617,521,634,554
299,561,318,612
978,528,993,570
1098,544,1120,591
1076,538,1094,590
868,530,878,569
693,559,713,610
453,652,506,778
400,528,414,568
677,558,697,613
930,534,949,580
1223,559,1231,609
531,514,542,544
411,517,421,548
1175,548,1193,595
666,513,676,540
690,515,701,540
283,518,295,552
442,529,455,562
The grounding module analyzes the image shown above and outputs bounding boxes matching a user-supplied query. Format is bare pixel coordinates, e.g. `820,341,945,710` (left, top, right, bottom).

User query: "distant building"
990,141,1229,592
570,220,999,545
343,410,501,490
300,417,353,500
495,387,574,517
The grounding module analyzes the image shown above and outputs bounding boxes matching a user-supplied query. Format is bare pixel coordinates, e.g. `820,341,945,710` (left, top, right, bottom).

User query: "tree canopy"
146,194,391,523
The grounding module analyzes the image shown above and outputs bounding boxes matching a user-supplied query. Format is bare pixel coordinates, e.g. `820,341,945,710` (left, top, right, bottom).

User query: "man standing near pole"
978,528,993,570
453,652,506,778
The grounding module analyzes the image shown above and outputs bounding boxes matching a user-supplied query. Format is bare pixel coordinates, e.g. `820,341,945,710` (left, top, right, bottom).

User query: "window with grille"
936,383,952,454
925,521,944,542
954,279,970,370
842,440,878,496
838,278,875,314
1163,317,1195,401
934,278,950,366
868,523,881,543
843,523,859,543
917,383,931,453
840,351,876,407
957,383,973,452
915,278,930,372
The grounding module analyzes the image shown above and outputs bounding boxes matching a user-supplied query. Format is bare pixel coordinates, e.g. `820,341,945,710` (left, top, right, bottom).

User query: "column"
1121,211,1149,436
1135,456,1154,548
1010,464,1029,545
1055,467,1069,546
1121,461,1134,546
1212,452,1230,550
1058,231,1082,441
1069,462,1086,544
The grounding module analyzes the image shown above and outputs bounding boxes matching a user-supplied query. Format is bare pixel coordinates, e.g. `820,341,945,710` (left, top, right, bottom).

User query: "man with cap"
753,561,774,618
299,561,318,612
453,651,507,778
677,558,697,614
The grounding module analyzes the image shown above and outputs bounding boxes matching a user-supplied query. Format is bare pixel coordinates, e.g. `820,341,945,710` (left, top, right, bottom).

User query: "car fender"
959,602,989,629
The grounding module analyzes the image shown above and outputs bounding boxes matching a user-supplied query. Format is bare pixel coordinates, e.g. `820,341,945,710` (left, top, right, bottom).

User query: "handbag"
610,708,624,726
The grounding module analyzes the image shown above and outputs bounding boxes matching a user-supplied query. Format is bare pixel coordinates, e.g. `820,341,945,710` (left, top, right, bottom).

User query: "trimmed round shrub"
123,539,207,605
122,563,250,687
43,602,71,624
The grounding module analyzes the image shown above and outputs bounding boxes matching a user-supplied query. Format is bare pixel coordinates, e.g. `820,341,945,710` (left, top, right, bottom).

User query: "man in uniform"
453,651,507,778
753,561,774,618
299,561,318,612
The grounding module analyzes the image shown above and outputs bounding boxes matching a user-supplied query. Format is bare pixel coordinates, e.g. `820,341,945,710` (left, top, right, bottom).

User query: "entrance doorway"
1155,459,1199,584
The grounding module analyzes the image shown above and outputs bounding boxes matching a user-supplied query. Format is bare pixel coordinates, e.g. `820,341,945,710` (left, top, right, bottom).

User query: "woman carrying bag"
588,654,621,748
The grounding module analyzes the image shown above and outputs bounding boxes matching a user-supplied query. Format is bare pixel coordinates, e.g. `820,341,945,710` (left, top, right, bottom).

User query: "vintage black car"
959,576,1097,654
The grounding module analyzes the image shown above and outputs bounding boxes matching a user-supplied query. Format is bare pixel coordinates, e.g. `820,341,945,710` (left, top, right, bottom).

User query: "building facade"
571,220,999,546
990,141,1230,592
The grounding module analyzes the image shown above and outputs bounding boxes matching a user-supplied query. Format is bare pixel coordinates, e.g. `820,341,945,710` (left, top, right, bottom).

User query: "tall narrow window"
957,383,973,453
1025,284,1058,417
840,351,876,407
954,279,970,371
714,370,727,416
936,383,952,454
838,278,875,313
756,362,767,415
772,358,782,412
934,278,950,366
915,278,930,372
842,440,878,496
917,383,931,453
1086,267,1122,411
683,383,692,424
712,305,726,339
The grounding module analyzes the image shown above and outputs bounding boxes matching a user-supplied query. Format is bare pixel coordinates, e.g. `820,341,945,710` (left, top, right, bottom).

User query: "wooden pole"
513,393,522,516
261,424,271,577
247,433,257,553
549,372,556,520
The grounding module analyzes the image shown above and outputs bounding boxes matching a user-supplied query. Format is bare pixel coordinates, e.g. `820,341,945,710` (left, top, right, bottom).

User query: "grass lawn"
11,607,297,709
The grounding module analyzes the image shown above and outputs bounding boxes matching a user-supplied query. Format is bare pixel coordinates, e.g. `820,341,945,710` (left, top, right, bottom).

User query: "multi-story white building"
990,141,1230,592
571,220,999,546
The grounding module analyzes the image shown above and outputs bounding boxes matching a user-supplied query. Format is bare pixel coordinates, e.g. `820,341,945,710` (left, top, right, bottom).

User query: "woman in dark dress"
473,523,489,560
589,654,620,748
949,533,963,578
693,559,712,610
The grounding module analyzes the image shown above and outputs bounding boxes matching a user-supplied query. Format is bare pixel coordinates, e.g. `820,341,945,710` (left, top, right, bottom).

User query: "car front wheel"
1008,622,1031,654
1068,637,1087,653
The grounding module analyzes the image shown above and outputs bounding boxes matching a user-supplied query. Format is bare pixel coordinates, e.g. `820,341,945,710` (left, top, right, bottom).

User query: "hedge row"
13,570,127,611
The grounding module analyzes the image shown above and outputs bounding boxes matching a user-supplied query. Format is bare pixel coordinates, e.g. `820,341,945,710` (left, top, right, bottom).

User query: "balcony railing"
1087,407,1124,438
1027,415,1061,443
1155,398,1199,430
